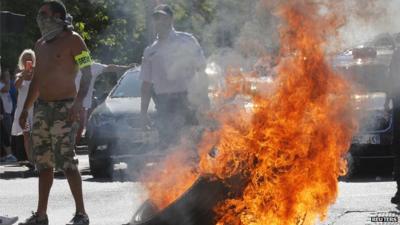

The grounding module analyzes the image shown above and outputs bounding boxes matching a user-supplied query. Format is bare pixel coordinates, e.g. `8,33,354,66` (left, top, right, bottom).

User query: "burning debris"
137,1,359,225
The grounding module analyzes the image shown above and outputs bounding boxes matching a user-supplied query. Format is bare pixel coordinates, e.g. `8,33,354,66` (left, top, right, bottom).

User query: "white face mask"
36,14,65,41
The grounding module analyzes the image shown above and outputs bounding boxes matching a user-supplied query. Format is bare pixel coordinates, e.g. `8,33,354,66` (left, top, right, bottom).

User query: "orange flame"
141,146,198,209
142,1,358,224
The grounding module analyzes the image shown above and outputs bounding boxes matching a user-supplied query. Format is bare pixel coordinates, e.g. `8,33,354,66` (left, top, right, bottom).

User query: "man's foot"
66,213,89,225
0,215,18,225
18,212,48,225
391,190,400,204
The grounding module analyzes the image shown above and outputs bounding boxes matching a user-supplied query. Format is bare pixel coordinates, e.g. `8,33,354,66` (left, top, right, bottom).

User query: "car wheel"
88,142,113,179
129,176,229,225
343,152,358,181
89,157,113,179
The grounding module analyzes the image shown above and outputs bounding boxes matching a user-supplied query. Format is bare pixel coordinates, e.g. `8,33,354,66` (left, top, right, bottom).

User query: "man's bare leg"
64,168,86,214
37,168,54,218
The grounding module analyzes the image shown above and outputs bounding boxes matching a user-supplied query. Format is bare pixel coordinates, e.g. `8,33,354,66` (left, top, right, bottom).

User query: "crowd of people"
0,50,35,166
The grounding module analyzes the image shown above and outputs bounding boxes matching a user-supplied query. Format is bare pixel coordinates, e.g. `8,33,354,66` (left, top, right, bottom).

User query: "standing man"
390,47,400,204
140,4,208,149
18,1,91,225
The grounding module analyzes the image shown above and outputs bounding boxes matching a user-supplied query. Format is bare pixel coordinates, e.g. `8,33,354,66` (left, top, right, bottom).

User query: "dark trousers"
155,92,197,149
0,113,12,156
12,135,27,161
392,99,400,182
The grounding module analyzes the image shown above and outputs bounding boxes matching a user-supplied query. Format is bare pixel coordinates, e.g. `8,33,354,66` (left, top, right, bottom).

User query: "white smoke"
339,0,400,47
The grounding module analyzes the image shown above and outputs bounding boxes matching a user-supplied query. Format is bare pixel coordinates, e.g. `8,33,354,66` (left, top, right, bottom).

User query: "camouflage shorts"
32,99,79,172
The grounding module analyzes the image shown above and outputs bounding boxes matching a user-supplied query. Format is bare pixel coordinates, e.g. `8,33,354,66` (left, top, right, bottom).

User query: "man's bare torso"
34,31,79,101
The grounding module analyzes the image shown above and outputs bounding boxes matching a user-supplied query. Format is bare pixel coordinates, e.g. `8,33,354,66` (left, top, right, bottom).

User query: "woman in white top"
11,49,35,163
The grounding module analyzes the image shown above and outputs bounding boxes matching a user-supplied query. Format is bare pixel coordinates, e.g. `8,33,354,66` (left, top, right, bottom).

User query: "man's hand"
68,101,83,122
140,113,151,130
19,110,28,129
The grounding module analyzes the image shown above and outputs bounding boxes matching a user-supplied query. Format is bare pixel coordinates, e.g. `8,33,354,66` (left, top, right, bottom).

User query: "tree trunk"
144,0,158,45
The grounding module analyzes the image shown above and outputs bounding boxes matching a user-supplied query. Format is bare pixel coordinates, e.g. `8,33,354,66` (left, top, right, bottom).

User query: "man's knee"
63,167,80,177
38,168,54,182
38,168,53,174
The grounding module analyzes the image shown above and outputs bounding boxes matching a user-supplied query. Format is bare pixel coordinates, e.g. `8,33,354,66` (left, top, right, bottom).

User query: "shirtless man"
19,1,91,225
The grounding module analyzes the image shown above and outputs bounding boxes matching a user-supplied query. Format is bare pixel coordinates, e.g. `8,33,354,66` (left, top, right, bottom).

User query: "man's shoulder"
35,38,44,48
175,31,197,42
69,31,85,42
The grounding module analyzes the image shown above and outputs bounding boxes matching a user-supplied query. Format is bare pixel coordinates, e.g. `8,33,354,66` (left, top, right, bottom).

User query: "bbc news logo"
370,216,398,223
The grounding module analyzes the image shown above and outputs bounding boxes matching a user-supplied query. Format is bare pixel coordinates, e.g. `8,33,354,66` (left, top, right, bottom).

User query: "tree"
1,0,271,71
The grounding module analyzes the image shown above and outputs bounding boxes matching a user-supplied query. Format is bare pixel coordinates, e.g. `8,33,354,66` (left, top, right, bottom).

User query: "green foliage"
1,0,261,71
1,0,42,71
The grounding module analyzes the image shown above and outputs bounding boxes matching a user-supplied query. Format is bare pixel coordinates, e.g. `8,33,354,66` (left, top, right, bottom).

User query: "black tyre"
342,152,359,181
89,157,113,179
88,142,113,179
130,176,229,225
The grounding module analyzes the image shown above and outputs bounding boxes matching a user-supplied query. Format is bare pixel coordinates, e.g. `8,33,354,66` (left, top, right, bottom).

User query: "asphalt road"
0,154,145,225
1,154,399,225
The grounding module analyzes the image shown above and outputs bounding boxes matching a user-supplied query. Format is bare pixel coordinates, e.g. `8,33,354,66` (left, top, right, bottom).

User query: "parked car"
86,67,159,178
335,45,395,177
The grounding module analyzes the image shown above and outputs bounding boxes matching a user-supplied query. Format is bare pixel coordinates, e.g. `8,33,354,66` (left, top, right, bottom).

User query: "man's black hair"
40,0,67,20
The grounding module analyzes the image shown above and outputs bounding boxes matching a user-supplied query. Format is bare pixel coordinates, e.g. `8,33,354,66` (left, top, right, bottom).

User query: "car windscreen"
110,70,141,98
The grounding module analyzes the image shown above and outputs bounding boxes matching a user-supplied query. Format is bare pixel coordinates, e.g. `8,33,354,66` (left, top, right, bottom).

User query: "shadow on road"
0,162,141,183
84,167,141,183
0,167,37,180
340,167,394,183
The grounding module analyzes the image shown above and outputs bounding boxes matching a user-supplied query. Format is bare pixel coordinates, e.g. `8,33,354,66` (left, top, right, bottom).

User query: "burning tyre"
129,176,228,225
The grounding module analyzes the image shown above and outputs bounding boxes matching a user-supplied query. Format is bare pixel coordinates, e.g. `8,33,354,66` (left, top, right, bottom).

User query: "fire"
142,0,358,224
141,147,198,209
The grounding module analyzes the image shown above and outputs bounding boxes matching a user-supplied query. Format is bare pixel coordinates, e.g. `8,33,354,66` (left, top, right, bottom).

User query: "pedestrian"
11,49,35,167
0,215,18,225
139,4,208,149
74,62,132,145
0,67,17,163
18,1,91,225
0,95,5,158
389,47,400,204
9,70,17,116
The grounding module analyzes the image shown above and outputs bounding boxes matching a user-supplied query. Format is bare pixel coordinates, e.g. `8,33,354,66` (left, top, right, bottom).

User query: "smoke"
95,0,399,222
201,0,280,70
339,0,400,47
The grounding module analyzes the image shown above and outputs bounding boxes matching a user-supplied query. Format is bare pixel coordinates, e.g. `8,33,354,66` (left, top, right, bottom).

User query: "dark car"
335,45,395,176
350,91,393,159
86,67,159,178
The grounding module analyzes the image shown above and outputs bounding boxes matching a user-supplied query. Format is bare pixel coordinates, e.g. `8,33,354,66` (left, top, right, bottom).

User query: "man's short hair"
41,0,67,20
